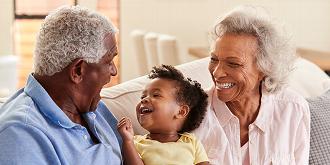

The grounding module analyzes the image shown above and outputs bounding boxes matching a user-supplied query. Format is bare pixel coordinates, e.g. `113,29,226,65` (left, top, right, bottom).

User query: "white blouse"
241,143,250,165
193,86,310,165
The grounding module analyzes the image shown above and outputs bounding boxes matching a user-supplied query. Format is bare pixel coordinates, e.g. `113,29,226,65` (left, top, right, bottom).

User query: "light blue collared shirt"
0,75,122,164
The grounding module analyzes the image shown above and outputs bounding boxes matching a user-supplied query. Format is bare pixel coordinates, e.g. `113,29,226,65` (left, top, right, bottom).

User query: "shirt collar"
24,74,77,128
210,86,235,127
253,89,273,133
210,85,271,133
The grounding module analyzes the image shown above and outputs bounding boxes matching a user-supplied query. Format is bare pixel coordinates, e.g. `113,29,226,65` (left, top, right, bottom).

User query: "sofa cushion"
101,57,212,134
100,57,330,135
288,58,330,98
0,98,6,107
307,89,330,164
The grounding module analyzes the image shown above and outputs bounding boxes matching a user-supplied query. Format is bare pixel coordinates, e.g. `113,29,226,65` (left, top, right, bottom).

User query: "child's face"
136,78,182,133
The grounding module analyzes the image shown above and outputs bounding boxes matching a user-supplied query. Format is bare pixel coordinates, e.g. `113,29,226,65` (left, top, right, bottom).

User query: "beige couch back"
1,57,329,135
101,58,212,134
101,57,330,135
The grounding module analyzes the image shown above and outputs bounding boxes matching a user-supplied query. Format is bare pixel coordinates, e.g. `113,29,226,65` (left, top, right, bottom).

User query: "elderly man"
0,6,122,164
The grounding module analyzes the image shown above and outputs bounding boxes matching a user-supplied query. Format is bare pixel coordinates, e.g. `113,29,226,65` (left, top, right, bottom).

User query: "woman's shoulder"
264,87,309,115
267,87,308,105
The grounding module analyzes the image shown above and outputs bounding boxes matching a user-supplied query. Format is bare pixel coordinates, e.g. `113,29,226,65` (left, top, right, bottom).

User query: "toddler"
117,65,209,165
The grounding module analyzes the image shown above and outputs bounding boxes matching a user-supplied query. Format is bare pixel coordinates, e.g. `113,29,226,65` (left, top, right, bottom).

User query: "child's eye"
140,95,146,99
152,93,160,97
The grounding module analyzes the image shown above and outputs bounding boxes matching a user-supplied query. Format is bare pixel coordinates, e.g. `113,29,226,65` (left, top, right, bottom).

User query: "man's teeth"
217,83,234,89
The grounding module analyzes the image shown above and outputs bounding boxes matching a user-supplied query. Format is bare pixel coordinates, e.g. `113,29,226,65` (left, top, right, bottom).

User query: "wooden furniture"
188,47,330,71
188,46,209,59
296,48,330,71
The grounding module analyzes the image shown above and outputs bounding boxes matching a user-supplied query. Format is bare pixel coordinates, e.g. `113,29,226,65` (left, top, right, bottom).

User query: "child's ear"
175,105,190,119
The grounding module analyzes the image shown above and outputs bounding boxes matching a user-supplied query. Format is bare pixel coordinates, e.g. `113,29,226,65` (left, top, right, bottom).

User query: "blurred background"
1,0,330,97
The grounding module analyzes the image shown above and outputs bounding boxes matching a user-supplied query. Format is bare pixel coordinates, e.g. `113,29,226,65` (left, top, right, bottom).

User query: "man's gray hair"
211,5,296,93
34,5,118,76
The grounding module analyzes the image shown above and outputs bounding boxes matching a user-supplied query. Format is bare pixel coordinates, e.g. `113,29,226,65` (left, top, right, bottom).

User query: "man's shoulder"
0,92,32,124
0,92,49,134
95,100,117,121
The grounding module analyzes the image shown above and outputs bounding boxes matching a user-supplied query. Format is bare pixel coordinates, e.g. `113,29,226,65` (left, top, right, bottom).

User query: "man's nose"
110,62,117,76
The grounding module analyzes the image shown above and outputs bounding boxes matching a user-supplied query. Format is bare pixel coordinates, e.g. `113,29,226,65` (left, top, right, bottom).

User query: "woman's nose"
213,63,227,78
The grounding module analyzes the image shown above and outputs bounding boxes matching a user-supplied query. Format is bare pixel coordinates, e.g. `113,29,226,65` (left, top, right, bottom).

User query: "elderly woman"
193,6,310,165
0,6,121,164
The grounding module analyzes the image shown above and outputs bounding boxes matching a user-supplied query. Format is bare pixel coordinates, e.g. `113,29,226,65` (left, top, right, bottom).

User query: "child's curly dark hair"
148,64,208,133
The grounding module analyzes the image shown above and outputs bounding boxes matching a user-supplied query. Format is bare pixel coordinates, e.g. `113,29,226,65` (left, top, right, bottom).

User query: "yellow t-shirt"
133,132,209,165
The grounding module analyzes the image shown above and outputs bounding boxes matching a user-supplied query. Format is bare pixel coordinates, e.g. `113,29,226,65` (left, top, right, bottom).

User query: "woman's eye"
228,62,241,67
210,57,219,62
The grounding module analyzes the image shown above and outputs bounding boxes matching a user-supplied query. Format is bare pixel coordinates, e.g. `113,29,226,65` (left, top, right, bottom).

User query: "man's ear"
68,58,85,84
175,105,190,119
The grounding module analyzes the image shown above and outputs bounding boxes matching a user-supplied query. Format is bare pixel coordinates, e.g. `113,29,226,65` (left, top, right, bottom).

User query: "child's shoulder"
180,132,198,142
133,134,148,143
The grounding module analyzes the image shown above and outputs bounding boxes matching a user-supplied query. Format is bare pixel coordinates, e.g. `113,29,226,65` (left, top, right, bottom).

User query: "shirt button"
83,135,88,140
91,113,96,119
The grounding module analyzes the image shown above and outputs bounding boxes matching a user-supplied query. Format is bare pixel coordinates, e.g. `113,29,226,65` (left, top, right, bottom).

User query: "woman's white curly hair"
210,5,297,93
34,5,118,76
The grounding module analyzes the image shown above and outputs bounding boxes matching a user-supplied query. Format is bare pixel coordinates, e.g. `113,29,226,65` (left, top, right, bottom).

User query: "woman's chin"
216,90,235,102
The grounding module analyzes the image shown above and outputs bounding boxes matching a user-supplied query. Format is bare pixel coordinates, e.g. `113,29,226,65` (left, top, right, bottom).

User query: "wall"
0,0,14,56
120,0,330,81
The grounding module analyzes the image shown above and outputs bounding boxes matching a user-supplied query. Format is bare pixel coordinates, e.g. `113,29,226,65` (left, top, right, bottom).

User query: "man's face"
79,33,118,112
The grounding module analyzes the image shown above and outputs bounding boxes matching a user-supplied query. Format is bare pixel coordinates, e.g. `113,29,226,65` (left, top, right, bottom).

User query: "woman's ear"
258,70,266,82
68,58,85,84
175,105,190,119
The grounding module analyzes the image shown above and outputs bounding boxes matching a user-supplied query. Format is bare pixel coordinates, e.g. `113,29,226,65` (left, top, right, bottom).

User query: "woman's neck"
226,89,262,124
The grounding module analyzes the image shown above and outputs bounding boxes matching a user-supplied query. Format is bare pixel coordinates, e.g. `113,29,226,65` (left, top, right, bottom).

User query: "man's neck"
34,73,82,124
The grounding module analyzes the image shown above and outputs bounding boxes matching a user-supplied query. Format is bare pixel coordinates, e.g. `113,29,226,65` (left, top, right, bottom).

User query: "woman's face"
209,33,264,102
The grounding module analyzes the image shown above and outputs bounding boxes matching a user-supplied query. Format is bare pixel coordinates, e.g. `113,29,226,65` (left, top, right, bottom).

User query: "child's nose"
141,97,149,104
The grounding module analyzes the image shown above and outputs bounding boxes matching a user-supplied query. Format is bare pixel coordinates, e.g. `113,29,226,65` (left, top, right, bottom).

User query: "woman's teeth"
217,83,234,89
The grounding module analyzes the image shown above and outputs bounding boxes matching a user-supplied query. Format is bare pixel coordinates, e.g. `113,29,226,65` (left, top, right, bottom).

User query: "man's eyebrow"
109,45,118,55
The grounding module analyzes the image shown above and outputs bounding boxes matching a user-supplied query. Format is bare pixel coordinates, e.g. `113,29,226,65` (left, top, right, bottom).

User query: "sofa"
101,56,330,164
0,56,330,163
100,57,330,134
1,57,329,132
